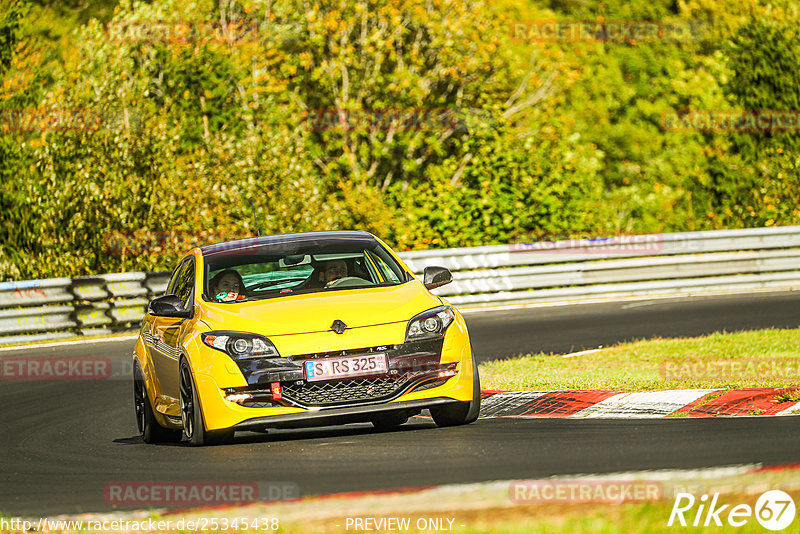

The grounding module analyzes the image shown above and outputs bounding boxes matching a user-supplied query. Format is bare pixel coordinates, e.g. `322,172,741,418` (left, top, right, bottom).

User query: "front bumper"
225,337,456,409
191,317,475,431
232,397,462,430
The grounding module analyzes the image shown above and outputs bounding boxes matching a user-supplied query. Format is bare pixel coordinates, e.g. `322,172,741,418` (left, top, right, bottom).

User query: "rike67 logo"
669,490,796,530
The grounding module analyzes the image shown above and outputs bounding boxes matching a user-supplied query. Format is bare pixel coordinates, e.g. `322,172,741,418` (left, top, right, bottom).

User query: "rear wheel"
180,359,234,446
134,362,182,444
430,364,481,427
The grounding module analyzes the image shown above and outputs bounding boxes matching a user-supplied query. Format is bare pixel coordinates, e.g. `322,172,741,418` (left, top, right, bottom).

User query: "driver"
320,259,348,287
209,269,247,301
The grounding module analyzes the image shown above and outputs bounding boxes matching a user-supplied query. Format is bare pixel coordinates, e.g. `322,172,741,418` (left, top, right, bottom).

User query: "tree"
726,17,800,156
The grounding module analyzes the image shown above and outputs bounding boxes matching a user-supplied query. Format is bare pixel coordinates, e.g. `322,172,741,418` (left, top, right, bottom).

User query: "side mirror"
148,295,191,319
423,266,453,290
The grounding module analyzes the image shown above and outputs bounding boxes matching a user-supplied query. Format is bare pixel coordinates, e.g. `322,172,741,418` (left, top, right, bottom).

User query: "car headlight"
201,332,281,360
406,306,456,341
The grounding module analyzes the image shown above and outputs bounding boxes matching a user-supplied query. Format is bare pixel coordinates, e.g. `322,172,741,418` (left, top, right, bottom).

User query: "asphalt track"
467,290,800,362
1,291,800,516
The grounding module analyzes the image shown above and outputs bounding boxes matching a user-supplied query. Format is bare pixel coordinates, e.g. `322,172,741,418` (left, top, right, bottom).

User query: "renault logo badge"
331,319,347,334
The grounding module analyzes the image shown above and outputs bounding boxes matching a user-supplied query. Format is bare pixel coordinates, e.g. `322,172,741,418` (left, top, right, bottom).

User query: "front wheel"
134,362,182,444
180,359,233,446
430,364,481,427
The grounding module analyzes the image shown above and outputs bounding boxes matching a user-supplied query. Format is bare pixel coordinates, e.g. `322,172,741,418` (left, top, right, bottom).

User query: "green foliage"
389,125,606,248
707,147,800,229
29,0,119,25
268,0,521,192
726,17,800,156
0,0,25,74
0,0,798,280
693,10,800,228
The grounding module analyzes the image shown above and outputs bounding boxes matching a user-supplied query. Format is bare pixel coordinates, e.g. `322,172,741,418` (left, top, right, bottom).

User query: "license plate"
304,354,388,382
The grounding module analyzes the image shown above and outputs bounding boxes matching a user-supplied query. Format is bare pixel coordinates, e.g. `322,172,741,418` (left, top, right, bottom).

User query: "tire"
179,359,234,446
134,362,182,444
430,363,481,427
370,411,409,430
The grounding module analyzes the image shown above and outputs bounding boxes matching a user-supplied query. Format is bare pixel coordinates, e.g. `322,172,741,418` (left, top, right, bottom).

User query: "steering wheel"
326,276,374,288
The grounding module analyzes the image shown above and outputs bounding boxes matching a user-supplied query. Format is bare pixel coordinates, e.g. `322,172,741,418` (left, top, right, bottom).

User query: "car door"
143,261,182,399
149,258,194,406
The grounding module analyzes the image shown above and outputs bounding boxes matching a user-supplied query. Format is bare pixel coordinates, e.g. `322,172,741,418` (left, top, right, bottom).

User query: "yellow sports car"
133,231,480,445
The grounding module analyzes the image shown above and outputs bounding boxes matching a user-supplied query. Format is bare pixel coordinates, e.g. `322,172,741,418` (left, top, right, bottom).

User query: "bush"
0,0,798,280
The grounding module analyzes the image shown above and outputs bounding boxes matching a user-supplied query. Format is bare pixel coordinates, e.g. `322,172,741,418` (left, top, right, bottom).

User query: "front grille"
241,401,279,408
236,338,445,387
227,368,454,409
282,374,424,407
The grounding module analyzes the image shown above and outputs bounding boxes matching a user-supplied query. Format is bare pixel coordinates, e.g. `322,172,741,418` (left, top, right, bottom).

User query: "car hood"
197,280,442,337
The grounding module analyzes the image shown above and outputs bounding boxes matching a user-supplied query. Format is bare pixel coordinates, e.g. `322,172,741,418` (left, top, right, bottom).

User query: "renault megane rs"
133,231,480,445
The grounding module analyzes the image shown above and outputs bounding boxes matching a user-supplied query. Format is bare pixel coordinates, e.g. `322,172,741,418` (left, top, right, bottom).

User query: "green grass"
776,389,800,403
480,328,800,391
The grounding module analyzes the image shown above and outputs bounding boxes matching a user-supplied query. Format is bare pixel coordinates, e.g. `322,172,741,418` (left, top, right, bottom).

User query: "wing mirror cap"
148,294,191,318
423,266,453,290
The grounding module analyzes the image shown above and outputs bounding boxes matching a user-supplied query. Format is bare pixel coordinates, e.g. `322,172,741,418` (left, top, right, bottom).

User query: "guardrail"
2,226,800,344
0,272,171,344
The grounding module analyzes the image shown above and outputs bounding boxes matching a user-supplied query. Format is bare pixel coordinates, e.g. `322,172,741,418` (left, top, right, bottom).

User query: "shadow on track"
112,420,440,447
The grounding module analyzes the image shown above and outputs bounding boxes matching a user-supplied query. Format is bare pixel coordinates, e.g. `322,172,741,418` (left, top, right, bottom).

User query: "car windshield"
202,235,408,303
